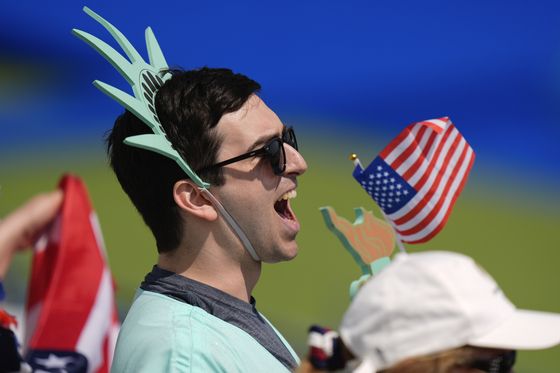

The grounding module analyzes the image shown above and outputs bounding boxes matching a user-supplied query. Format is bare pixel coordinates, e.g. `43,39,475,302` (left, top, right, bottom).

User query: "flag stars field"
358,160,416,214
34,353,74,369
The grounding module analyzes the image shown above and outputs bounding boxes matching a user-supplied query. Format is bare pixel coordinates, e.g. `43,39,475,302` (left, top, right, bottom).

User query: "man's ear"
173,180,218,222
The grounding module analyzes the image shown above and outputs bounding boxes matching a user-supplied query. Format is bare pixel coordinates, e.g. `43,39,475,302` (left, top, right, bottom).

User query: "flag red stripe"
391,127,461,226
409,124,456,193
389,125,428,171
28,177,104,350
395,139,469,236
400,127,444,188
410,124,456,192
409,129,440,177
99,336,110,373
401,149,475,243
390,126,440,184
379,126,412,159
416,118,447,134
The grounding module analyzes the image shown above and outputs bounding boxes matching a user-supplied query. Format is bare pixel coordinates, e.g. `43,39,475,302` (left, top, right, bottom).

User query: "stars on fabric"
358,157,416,214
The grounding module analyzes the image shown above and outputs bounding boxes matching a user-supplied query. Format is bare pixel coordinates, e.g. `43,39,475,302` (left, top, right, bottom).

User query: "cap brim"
469,309,560,350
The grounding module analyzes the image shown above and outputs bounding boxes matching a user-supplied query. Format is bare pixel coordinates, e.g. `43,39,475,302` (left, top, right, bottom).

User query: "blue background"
1,0,559,190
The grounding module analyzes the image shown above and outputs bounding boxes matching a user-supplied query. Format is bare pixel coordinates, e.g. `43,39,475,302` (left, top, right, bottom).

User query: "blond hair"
379,345,477,373
295,345,478,373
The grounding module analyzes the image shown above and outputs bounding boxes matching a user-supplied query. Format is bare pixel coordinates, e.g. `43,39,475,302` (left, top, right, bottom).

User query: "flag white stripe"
76,268,114,373
409,122,423,137
423,118,450,164
390,136,466,229
395,139,466,232
387,128,462,221
383,130,416,165
393,137,466,231
23,302,42,355
391,121,447,178
415,124,436,158
384,123,427,177
107,321,120,369
407,126,457,187
423,118,448,132
24,213,63,353
90,211,109,261
394,140,423,179
399,147,474,242
392,129,422,176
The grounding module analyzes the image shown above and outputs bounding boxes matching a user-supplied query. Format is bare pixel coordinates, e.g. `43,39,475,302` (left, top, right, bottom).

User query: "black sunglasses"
466,350,516,373
199,126,298,176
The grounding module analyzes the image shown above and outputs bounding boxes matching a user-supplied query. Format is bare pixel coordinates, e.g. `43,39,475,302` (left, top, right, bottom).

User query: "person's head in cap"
337,250,560,373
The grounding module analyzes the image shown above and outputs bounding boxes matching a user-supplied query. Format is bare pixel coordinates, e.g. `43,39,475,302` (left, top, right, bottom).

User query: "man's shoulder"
111,289,293,373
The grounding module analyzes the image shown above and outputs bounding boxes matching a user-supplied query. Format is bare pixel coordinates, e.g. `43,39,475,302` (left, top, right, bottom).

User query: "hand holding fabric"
0,189,63,279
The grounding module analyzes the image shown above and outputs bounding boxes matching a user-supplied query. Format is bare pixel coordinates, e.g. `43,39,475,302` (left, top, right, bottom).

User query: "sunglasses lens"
266,139,286,175
284,127,298,151
469,351,516,373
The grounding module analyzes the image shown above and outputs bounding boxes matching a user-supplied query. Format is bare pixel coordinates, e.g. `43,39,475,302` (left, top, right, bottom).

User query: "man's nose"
284,143,307,177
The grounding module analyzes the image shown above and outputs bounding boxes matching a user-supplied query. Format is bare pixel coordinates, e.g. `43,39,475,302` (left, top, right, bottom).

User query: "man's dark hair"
105,67,261,253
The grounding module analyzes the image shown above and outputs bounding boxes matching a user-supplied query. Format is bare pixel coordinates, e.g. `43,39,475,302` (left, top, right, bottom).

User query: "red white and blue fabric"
307,325,345,371
24,174,120,373
353,117,475,244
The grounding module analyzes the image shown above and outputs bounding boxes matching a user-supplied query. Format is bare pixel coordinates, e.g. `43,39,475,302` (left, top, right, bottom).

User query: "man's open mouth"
274,190,297,224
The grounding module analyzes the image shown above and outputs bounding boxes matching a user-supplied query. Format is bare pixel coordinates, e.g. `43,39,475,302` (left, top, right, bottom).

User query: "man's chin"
284,248,299,262
283,244,300,262
263,244,299,263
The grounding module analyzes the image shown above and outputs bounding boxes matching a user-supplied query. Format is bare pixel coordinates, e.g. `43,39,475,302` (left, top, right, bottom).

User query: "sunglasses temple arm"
199,187,261,261
199,149,265,173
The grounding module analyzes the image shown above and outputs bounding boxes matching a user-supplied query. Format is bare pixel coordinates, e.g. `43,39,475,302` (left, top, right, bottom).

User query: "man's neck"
157,247,261,303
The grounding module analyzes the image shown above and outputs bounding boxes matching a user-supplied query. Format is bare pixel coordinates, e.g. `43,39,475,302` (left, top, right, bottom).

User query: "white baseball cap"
339,251,560,373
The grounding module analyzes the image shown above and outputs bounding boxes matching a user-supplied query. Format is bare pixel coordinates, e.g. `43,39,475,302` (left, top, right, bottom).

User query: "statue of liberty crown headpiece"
72,7,262,261
72,6,210,188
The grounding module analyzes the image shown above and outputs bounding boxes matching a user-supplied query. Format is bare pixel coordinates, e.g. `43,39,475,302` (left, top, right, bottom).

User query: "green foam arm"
348,257,391,300
82,6,143,65
350,275,371,300
72,29,136,85
320,206,370,276
93,80,155,130
370,257,390,275
145,27,169,72
124,135,211,189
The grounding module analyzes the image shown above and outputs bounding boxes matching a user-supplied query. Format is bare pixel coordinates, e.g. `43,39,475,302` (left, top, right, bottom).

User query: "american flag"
24,174,120,373
353,117,475,244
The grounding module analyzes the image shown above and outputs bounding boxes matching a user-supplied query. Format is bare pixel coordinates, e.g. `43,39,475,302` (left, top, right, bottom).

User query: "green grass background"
1,126,559,372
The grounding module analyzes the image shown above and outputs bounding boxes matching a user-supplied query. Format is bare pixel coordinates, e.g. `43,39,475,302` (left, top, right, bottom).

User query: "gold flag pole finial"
350,154,362,168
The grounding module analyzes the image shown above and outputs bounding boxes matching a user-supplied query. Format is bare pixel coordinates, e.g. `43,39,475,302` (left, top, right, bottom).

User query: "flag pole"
351,154,407,254
384,212,407,254
395,235,407,254
350,153,362,169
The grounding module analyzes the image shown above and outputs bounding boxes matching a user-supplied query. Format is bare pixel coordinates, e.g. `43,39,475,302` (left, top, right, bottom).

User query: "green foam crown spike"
72,7,210,188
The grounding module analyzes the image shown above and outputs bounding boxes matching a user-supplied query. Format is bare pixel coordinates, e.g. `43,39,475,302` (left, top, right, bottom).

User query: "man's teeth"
277,190,297,202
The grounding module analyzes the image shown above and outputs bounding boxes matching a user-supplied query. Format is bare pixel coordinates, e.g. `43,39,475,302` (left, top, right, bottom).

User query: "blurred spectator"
0,189,63,373
301,251,560,373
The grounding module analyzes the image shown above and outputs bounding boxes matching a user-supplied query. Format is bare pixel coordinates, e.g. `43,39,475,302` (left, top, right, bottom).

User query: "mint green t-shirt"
111,289,300,373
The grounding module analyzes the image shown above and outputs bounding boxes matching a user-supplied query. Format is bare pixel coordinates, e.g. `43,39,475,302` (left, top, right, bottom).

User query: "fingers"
0,189,64,277
16,189,65,241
